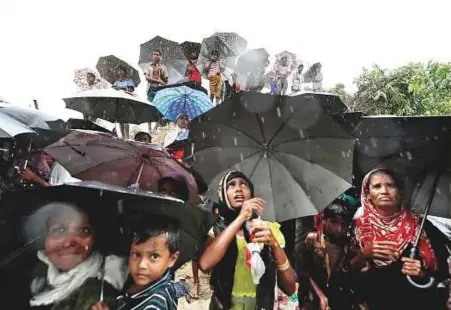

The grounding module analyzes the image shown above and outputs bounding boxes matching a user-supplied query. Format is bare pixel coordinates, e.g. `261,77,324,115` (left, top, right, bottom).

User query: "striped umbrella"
153,86,214,121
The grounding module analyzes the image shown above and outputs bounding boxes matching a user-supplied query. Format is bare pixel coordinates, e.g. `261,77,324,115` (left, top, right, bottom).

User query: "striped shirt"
206,60,223,78
116,271,177,310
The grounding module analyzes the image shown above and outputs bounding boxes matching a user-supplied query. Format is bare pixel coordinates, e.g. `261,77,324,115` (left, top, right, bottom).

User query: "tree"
327,83,352,108
351,62,451,116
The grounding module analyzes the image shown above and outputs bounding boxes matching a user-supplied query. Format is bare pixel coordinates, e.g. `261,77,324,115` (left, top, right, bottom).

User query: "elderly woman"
27,202,127,310
350,169,450,310
199,171,297,310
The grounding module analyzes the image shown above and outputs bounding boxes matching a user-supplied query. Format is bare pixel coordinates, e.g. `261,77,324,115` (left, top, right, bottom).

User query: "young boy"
92,217,180,310
203,50,224,106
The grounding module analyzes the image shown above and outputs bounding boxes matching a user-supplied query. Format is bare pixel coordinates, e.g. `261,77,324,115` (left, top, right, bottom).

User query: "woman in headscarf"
198,170,297,310
350,168,450,310
26,201,128,310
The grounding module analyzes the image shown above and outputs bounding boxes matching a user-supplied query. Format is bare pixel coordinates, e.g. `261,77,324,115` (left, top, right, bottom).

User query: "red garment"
354,170,438,270
187,65,202,83
232,82,241,94
172,149,184,160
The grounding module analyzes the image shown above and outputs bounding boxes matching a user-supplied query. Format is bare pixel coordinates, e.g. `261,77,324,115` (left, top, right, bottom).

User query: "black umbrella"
96,55,141,87
0,106,68,147
66,118,112,133
183,92,358,222
197,32,247,78
0,181,214,270
139,36,187,83
236,48,270,75
0,112,35,139
179,41,201,59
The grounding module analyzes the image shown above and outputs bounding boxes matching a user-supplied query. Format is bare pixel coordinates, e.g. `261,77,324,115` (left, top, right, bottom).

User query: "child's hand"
91,301,109,310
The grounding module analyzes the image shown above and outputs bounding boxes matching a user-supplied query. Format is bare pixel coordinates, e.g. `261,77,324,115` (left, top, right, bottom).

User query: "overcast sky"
1,0,450,113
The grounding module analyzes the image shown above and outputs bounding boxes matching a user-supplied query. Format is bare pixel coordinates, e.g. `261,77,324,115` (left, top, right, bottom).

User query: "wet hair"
132,216,180,254
323,199,352,222
157,174,189,202
364,168,404,194
117,65,127,74
87,72,96,79
211,50,219,57
134,132,152,143
153,49,162,56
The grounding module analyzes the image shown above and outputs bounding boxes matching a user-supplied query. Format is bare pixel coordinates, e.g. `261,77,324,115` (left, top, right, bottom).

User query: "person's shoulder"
143,284,177,310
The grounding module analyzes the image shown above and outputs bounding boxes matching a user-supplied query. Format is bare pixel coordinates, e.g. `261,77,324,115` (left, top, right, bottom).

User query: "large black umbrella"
179,41,201,59
183,92,357,222
139,36,187,83
96,55,141,87
197,32,247,78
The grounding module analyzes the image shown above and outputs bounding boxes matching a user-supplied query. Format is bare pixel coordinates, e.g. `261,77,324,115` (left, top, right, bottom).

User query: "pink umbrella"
43,130,200,203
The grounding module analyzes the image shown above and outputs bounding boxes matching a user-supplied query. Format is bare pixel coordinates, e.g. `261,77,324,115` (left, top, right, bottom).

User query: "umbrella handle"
99,256,106,302
406,247,435,289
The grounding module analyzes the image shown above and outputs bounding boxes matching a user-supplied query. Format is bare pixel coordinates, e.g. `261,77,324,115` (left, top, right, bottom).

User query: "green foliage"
350,62,451,116
327,83,353,107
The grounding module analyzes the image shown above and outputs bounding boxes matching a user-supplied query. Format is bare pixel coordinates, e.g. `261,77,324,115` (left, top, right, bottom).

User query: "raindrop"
233,137,238,145
298,129,305,139
276,107,281,118
213,134,216,139
261,116,265,123
217,127,221,133
201,132,206,139
99,190,103,197
433,136,438,141
341,151,346,158
290,106,294,113
406,151,413,161
233,112,236,117
240,153,244,161
436,187,442,196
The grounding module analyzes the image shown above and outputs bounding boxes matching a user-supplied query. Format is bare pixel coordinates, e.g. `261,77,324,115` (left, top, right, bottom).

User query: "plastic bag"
245,242,266,284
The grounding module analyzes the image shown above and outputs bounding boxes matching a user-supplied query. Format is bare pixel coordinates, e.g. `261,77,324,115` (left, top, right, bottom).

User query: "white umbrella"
63,89,161,124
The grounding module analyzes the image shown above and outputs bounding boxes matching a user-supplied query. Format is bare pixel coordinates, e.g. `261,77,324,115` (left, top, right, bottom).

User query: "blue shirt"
113,80,135,90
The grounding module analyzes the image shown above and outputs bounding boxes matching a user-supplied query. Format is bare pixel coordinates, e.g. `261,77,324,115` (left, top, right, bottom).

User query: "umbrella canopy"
96,55,141,87
139,36,187,83
0,113,35,139
179,41,202,59
153,86,213,121
198,32,247,78
66,118,112,133
0,106,67,132
184,92,357,222
0,181,214,270
63,88,161,124
236,48,270,75
44,130,200,203
73,68,111,91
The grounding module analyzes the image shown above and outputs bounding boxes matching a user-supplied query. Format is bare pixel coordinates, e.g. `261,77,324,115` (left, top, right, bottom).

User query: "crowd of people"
1,44,449,310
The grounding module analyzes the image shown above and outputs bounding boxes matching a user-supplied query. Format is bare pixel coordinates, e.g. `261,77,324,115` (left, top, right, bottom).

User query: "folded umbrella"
184,92,357,222
63,88,161,124
153,86,213,121
96,55,141,87
43,130,200,203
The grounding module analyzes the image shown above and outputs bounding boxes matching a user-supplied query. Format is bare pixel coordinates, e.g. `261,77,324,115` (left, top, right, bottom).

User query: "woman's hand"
91,302,109,310
401,257,423,277
20,168,40,182
319,295,330,310
238,198,264,221
251,221,278,249
361,241,399,261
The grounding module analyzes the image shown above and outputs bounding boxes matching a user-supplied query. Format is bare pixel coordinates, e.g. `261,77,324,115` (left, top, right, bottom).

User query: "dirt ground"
175,261,212,310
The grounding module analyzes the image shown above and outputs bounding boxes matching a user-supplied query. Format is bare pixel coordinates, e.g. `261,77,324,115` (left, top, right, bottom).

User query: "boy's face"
323,215,348,243
129,233,179,288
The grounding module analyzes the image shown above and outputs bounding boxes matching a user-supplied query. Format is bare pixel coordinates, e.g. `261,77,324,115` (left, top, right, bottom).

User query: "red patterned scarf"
354,170,438,270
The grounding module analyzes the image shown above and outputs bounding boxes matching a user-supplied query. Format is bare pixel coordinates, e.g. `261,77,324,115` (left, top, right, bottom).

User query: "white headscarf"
30,251,127,306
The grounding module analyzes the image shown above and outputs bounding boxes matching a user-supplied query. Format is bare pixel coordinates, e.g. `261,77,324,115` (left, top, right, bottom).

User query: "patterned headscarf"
217,170,254,209
354,169,437,270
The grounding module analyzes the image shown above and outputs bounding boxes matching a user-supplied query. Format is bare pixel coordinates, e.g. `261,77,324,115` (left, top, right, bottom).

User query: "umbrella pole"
406,167,441,289
99,256,106,302
129,163,145,190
